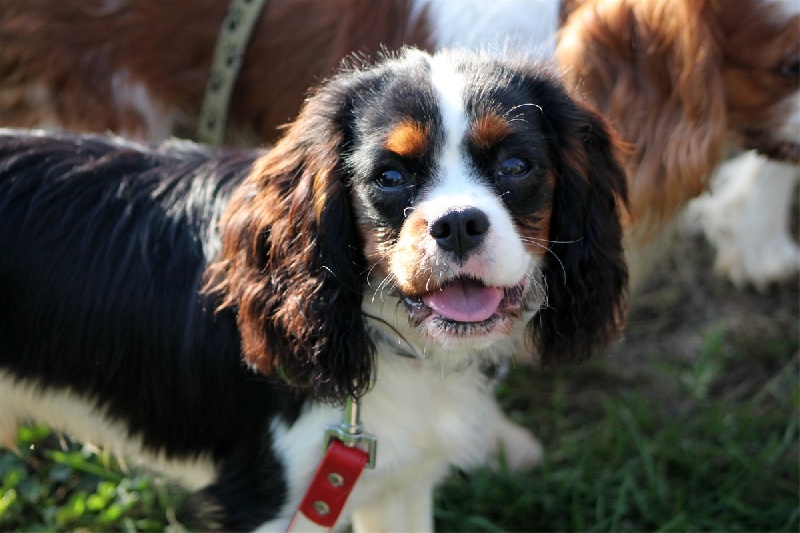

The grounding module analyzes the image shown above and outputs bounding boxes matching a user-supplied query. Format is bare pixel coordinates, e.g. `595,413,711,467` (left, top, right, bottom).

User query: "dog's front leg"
692,151,800,289
351,478,435,533
488,400,543,471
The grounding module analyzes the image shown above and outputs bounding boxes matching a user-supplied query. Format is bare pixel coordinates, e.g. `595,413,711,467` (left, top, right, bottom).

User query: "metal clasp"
323,396,377,469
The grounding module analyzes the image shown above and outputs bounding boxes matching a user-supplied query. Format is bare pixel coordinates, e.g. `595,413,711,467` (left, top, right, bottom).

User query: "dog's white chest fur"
265,350,501,531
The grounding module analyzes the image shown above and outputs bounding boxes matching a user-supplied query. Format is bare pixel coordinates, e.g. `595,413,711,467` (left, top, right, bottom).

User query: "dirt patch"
614,227,798,399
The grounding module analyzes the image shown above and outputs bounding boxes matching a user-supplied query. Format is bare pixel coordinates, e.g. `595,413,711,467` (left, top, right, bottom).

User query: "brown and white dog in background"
557,0,799,286
0,0,797,286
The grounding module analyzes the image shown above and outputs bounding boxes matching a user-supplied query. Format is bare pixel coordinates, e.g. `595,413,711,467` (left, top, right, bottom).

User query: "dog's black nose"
429,207,490,260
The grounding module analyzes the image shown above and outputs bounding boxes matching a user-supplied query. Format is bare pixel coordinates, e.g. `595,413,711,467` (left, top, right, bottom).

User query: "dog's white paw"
715,232,800,291
490,414,543,471
689,151,799,291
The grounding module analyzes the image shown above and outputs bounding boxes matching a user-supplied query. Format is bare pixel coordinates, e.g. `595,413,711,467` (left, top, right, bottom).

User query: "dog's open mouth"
400,276,526,334
737,129,800,164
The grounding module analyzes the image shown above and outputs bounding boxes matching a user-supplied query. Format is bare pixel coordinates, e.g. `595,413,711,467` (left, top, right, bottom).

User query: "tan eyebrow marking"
385,120,430,157
470,112,512,150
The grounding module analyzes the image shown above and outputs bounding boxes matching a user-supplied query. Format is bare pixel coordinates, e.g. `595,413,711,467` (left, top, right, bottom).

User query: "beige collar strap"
198,0,270,145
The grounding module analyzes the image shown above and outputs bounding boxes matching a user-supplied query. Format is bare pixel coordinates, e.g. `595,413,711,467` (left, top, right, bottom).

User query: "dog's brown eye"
497,156,530,178
375,169,409,190
779,58,800,79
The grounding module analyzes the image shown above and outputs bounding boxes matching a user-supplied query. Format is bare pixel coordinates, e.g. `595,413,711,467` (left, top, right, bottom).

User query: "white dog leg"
351,478,435,533
488,400,543,471
691,151,799,290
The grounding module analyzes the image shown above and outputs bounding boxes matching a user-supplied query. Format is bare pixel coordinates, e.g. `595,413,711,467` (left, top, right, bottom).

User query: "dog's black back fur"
0,131,304,528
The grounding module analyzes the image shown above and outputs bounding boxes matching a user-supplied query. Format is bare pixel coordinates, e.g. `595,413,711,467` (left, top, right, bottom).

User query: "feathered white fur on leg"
691,151,799,290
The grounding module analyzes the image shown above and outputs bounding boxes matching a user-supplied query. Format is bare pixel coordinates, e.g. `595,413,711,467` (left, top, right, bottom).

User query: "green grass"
435,354,799,532
0,425,186,531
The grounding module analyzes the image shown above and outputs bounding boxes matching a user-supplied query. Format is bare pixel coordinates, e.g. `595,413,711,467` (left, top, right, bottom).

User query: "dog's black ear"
532,93,629,364
205,79,372,404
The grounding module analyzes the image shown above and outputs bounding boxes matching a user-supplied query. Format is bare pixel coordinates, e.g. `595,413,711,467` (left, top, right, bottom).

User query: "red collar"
288,396,377,531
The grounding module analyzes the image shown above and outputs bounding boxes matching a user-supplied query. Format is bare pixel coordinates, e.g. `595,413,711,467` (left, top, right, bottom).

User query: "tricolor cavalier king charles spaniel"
0,50,628,531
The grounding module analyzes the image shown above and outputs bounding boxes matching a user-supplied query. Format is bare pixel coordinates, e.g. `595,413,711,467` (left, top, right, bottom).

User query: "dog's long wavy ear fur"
205,81,372,404
557,0,726,236
533,91,629,365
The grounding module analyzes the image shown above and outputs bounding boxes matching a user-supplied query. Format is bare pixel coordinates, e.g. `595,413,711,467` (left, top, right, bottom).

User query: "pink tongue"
422,279,504,323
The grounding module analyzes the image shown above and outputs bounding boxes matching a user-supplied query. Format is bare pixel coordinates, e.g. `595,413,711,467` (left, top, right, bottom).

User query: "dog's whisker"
520,236,583,245
521,239,568,285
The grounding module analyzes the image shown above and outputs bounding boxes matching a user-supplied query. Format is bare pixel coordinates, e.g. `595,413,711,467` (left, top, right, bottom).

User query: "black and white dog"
0,49,628,531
